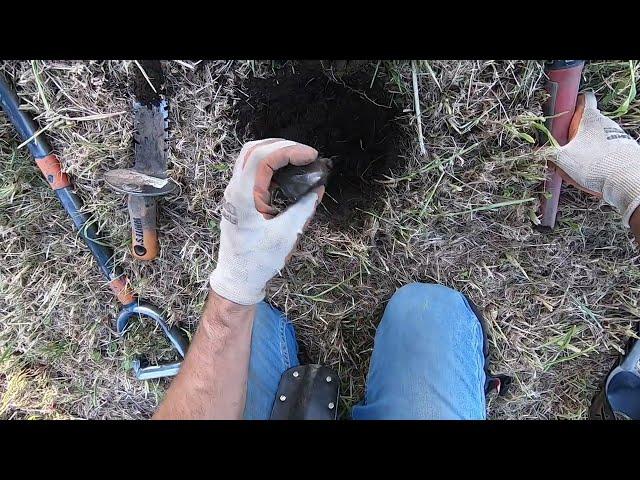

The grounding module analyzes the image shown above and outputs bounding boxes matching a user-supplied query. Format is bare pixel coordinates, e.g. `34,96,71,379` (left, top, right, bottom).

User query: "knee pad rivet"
326,376,332,383
328,402,335,410
279,395,287,402
293,371,299,378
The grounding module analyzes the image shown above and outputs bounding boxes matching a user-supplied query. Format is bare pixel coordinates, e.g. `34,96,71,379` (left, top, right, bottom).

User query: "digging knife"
104,60,175,260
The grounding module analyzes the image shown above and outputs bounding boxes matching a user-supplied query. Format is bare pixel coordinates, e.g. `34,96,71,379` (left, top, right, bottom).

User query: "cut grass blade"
295,272,360,303
607,60,637,119
411,60,427,156
31,60,50,111
442,197,536,217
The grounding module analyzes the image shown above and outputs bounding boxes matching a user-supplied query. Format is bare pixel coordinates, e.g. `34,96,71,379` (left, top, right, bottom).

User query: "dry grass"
1,60,639,419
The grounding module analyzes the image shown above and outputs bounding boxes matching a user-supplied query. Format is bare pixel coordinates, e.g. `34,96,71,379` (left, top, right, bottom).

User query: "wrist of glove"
209,139,322,305
554,91,640,227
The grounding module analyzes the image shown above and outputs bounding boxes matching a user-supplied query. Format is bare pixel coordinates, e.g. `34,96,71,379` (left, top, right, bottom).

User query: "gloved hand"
210,139,324,305
553,91,640,227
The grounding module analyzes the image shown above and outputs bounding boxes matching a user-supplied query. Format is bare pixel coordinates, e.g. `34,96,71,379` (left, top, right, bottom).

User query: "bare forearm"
153,292,255,420
153,140,322,419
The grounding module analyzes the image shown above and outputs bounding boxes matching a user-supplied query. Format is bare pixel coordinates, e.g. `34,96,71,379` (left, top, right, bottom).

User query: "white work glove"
210,139,323,305
554,91,640,227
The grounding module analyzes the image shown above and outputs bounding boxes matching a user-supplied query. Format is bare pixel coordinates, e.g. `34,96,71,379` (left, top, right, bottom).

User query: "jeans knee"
388,282,466,311
382,283,476,336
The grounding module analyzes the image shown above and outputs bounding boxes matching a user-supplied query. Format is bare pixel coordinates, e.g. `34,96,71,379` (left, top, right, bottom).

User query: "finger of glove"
555,91,614,188
312,185,325,206
270,190,318,242
548,161,604,198
252,143,319,218
259,185,325,221
559,92,600,151
228,139,298,213
275,191,320,263
303,186,324,228
567,93,587,142
235,138,284,174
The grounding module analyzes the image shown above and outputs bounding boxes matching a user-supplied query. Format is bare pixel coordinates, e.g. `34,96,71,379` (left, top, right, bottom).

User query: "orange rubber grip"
129,195,159,261
35,154,71,190
108,276,135,305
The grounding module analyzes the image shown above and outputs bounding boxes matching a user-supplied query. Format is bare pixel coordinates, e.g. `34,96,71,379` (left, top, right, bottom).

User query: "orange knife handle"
128,195,159,261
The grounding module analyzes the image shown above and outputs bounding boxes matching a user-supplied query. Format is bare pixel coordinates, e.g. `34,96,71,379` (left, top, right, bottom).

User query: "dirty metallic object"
270,364,340,420
117,302,187,380
590,327,640,420
273,156,333,201
104,60,176,261
0,74,188,381
538,60,585,229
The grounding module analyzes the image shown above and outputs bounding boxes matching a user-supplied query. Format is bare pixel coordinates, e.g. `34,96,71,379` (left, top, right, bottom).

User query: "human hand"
552,91,640,227
209,139,324,305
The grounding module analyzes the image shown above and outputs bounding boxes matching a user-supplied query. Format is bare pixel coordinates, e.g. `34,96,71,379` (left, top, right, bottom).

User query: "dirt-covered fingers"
249,142,319,218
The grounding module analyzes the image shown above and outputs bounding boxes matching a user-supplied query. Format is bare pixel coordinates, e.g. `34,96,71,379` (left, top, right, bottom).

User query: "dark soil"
133,60,164,105
235,61,406,226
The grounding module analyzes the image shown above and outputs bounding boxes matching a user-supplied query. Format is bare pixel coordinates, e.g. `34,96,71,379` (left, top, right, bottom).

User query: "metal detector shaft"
0,74,134,303
0,74,188,379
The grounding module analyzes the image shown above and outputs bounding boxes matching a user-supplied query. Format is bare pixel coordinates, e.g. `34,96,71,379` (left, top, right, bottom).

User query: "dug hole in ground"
0,60,638,419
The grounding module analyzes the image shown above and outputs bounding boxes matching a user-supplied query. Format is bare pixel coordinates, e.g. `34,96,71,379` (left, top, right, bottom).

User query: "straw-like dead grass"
1,60,638,419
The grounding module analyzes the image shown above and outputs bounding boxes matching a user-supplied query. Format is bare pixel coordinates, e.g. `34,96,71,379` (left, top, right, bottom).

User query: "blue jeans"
243,283,486,420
